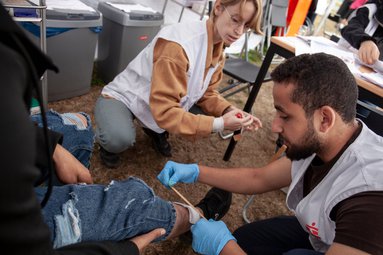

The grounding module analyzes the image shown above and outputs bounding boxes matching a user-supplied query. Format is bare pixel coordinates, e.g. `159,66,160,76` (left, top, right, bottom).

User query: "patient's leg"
35,178,231,248
35,178,195,248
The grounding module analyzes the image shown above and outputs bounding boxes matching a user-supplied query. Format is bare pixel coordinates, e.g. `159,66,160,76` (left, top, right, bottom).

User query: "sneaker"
142,127,172,157
179,188,232,244
195,187,232,220
99,146,120,168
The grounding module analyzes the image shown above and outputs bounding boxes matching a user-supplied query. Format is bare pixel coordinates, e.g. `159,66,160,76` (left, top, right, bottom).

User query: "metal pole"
162,0,168,15
178,6,185,22
200,0,208,20
39,0,48,106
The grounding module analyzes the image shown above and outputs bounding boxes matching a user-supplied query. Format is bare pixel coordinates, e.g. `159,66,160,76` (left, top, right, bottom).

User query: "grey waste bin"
21,5,102,101
271,0,289,27
97,2,164,83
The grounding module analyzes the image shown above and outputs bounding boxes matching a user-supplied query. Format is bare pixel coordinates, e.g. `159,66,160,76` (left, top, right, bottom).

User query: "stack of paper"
30,0,95,12
106,2,156,14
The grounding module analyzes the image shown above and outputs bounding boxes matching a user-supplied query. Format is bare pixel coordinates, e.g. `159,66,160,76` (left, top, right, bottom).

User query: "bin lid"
98,2,164,27
29,0,102,28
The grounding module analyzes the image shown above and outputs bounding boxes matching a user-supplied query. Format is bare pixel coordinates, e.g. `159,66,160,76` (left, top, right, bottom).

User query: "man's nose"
271,117,282,133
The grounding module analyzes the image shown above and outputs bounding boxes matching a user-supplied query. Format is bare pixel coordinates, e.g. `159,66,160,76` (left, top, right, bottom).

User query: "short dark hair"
270,53,358,123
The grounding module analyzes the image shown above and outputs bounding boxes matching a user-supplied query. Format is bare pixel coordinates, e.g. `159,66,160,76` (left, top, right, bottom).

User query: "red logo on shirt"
305,222,321,239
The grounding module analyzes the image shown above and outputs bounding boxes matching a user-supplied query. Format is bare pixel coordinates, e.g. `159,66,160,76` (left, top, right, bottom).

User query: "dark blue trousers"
233,216,324,255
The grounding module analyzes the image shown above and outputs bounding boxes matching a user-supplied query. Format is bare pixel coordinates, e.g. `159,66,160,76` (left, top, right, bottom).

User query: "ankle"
168,204,192,238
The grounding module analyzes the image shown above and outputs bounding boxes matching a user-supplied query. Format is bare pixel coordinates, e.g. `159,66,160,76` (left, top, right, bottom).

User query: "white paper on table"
354,55,383,74
358,72,383,88
295,36,355,67
337,39,383,74
309,37,344,54
294,36,340,55
292,36,311,55
107,2,156,13
30,0,96,12
314,41,355,67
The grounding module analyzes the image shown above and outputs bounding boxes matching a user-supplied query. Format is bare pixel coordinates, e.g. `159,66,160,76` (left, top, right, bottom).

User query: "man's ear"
316,106,336,133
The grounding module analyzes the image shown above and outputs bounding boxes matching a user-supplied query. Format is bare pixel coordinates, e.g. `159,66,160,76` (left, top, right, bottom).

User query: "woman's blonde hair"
210,0,263,34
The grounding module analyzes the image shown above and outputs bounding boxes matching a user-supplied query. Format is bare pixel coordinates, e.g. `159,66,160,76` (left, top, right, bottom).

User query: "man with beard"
157,53,383,255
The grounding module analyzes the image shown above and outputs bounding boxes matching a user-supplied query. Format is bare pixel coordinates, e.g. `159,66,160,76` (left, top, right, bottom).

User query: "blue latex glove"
157,160,199,188
191,219,236,255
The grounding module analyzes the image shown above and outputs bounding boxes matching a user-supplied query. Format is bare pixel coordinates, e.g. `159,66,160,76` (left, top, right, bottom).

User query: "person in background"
341,0,383,64
94,0,263,169
158,53,383,255
306,0,319,24
0,3,230,254
337,0,368,28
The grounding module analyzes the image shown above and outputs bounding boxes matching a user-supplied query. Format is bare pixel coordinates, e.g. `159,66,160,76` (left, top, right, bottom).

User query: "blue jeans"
31,110,95,168
94,96,136,153
35,177,176,248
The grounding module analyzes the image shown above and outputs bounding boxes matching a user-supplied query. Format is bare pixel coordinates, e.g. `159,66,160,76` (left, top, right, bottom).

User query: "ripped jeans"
35,178,176,248
31,110,95,185
31,109,95,168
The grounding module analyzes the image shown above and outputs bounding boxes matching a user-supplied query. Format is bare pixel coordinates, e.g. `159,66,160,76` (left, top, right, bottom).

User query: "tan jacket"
102,19,231,140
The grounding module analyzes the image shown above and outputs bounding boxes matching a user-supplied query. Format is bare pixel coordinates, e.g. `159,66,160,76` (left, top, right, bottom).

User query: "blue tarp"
20,22,102,38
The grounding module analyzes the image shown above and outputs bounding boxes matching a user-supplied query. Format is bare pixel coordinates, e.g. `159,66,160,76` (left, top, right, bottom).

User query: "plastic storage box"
97,2,164,83
21,2,102,101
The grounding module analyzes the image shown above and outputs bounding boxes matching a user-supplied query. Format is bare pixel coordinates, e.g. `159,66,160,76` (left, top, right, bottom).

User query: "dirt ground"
48,75,292,254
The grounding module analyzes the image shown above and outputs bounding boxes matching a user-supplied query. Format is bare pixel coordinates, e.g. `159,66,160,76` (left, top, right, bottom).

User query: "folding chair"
218,32,271,139
357,100,383,137
219,59,271,98
219,32,272,99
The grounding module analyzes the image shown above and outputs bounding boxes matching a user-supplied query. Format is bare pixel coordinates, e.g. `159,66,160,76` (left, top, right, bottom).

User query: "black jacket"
0,4,138,254
341,1,383,60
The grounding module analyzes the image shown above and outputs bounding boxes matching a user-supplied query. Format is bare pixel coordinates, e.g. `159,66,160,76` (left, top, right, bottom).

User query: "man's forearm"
197,165,258,194
198,157,292,195
220,240,246,255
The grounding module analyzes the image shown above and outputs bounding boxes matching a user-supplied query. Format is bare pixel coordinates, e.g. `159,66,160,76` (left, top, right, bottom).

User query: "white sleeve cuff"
212,117,224,133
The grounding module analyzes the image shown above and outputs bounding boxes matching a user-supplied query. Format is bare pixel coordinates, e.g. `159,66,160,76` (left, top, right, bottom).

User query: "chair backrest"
356,100,383,137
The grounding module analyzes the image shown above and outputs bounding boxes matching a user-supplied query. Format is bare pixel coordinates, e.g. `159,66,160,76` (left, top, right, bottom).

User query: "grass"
229,48,264,64
91,64,105,87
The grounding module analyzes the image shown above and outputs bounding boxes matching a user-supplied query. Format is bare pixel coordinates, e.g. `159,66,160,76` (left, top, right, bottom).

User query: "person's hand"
222,109,249,131
130,228,166,253
222,110,262,132
157,160,199,188
359,40,380,65
191,219,236,255
53,144,93,184
243,114,262,132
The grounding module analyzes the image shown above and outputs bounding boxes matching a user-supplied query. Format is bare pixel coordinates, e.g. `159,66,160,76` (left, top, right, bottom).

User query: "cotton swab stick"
268,144,287,163
170,186,207,220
